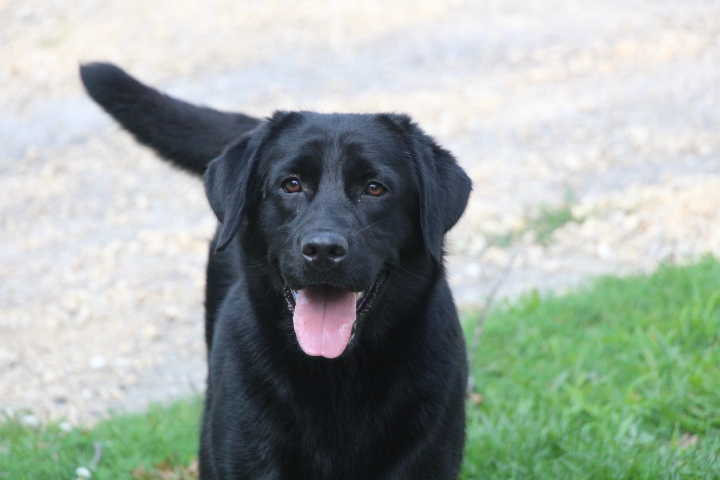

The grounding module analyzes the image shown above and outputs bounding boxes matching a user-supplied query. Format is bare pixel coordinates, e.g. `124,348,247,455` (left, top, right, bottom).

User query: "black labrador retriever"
80,63,472,480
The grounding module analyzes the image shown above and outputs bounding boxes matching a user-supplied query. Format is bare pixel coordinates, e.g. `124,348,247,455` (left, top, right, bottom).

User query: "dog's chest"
270,371,404,477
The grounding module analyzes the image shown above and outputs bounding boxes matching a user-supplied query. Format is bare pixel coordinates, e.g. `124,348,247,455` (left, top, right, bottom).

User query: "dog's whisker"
385,261,426,282
350,218,389,236
240,262,267,269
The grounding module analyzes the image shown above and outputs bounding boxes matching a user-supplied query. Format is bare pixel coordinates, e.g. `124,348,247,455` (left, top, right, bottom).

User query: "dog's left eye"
282,178,303,194
363,182,386,197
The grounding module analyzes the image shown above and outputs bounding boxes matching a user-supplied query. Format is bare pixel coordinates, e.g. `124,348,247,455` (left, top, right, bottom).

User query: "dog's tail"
79,62,261,176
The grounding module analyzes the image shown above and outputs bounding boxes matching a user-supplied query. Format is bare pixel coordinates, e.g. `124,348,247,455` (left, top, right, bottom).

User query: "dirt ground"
1,0,719,423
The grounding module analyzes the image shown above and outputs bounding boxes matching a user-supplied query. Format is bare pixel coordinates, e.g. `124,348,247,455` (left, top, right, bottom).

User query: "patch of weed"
484,189,582,248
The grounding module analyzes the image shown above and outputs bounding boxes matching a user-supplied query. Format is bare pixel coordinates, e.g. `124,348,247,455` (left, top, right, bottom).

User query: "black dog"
80,63,472,480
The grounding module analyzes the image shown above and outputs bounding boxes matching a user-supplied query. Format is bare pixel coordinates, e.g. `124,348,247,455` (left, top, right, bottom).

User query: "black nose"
301,232,348,270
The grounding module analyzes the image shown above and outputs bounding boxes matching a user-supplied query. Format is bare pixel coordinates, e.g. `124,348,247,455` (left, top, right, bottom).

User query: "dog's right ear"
204,134,263,252
204,111,302,252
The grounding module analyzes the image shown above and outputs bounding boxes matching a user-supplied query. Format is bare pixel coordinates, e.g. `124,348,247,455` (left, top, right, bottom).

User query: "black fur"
80,63,472,480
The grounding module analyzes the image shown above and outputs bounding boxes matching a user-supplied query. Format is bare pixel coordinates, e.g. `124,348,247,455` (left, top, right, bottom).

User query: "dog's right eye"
282,178,302,194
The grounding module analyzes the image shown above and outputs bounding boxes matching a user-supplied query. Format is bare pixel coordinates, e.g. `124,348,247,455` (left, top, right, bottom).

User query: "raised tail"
79,62,261,176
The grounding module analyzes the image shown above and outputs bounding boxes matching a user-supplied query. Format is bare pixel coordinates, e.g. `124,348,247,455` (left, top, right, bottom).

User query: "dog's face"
205,111,471,358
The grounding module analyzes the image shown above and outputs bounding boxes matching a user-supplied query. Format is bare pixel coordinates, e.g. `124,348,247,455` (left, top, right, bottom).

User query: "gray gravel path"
2,0,719,423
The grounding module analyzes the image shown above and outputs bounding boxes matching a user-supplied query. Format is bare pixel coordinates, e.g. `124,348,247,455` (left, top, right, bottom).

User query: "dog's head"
205,111,471,358
78,64,471,359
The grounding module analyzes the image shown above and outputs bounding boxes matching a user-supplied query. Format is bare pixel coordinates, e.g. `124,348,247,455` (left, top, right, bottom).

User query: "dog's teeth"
355,291,363,301
291,290,297,300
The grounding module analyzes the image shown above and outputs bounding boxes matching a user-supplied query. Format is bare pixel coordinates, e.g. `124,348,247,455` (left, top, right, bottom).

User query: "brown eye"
282,178,302,193
364,182,386,197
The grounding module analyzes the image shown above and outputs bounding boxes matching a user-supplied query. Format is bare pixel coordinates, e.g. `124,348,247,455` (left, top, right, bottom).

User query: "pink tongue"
293,285,356,359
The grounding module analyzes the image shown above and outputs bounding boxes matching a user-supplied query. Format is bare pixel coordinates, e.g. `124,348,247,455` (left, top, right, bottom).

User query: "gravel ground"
2,0,719,424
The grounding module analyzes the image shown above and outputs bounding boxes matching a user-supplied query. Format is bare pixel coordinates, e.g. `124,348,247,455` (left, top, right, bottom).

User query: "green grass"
3,257,720,478
462,256,720,479
0,398,202,479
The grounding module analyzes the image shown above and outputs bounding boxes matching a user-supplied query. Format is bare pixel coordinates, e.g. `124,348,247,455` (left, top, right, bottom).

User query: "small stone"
164,306,180,320
21,414,38,427
76,466,92,479
89,355,107,369
143,325,160,340
597,243,613,259
463,263,482,278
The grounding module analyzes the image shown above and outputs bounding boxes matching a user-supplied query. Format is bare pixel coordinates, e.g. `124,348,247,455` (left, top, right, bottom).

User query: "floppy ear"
204,111,302,252
413,131,472,262
204,134,263,252
381,114,472,262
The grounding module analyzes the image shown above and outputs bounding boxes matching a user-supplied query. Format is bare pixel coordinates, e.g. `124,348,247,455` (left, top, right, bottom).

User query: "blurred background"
1,0,719,423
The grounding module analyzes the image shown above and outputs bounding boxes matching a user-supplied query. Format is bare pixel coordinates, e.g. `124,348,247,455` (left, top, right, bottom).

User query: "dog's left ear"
380,114,472,262
413,131,472,262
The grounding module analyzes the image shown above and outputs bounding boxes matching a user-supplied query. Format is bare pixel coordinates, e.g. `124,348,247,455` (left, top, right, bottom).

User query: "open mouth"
282,276,382,359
